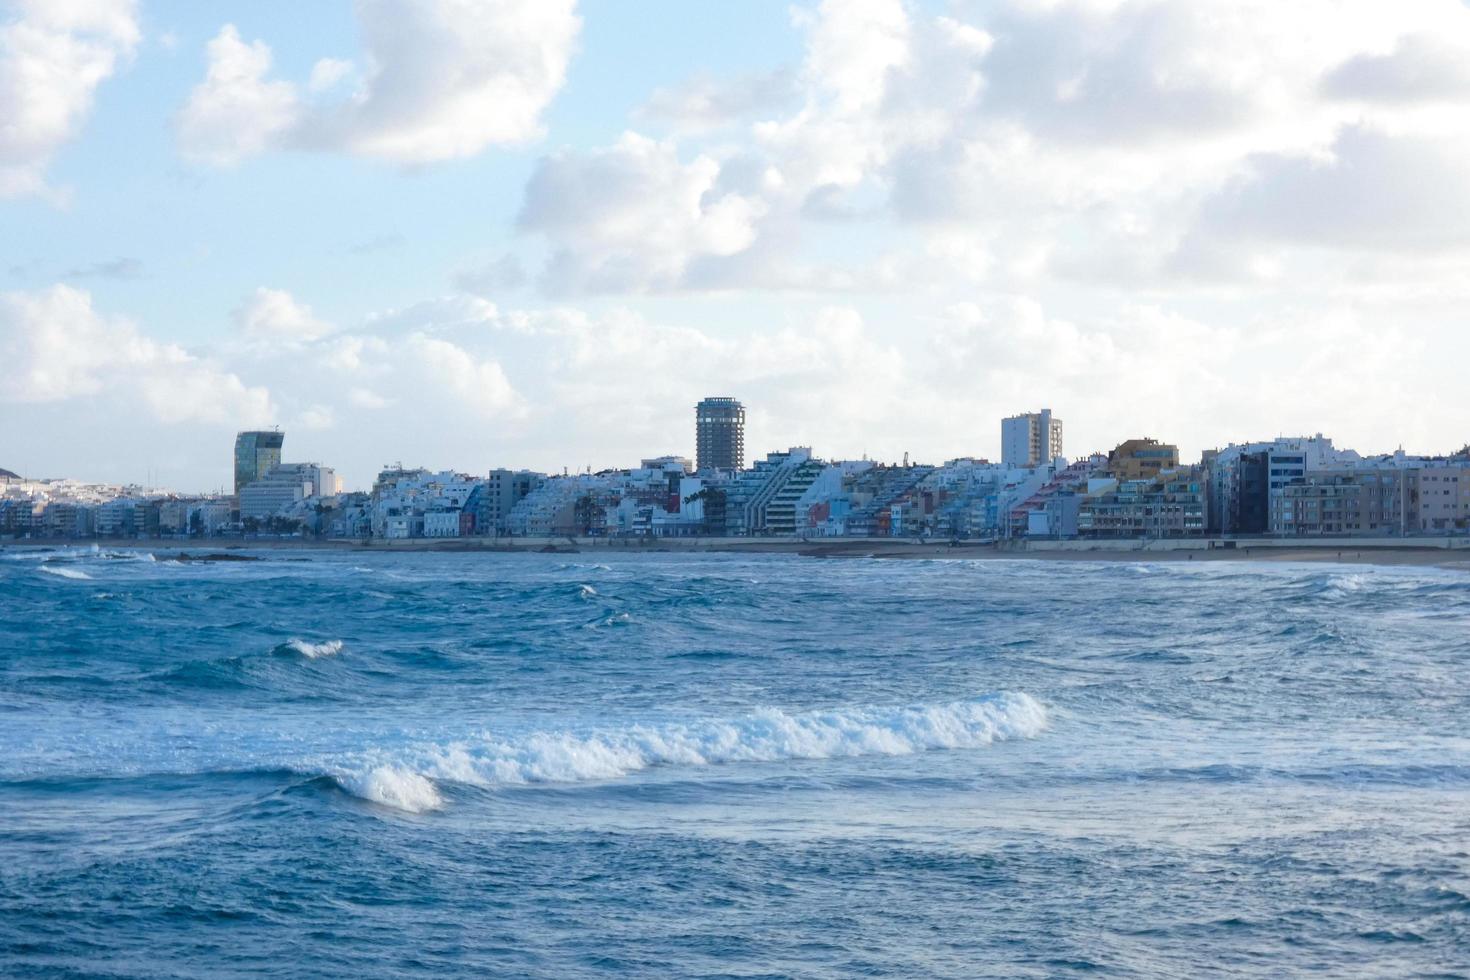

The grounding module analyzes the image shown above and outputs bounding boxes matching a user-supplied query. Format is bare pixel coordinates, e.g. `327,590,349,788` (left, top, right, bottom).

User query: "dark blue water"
2,547,1468,978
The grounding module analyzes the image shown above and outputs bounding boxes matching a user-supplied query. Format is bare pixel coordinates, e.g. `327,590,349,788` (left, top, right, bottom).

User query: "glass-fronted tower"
695,397,745,473
234,430,284,496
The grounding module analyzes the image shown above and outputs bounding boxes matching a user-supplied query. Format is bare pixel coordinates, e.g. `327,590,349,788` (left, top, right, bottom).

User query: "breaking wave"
335,765,442,813
39,565,93,580
279,638,344,659
331,692,1046,812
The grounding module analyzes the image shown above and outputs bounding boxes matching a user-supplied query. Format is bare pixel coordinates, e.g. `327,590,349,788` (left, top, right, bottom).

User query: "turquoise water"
2,547,1468,977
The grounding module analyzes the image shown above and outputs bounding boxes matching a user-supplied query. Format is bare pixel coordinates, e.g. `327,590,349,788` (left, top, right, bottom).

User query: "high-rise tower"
1001,410,1063,467
234,430,284,496
695,397,745,472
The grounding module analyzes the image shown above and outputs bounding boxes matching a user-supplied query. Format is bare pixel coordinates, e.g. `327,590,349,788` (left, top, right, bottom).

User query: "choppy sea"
2,546,1468,978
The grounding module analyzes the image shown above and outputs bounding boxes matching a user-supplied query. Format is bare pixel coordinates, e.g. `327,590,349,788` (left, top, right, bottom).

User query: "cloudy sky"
3,0,1469,490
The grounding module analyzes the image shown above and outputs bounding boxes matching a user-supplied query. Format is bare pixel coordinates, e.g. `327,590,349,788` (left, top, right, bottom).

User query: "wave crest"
332,692,1046,811
280,638,344,659
336,765,442,813
39,565,92,580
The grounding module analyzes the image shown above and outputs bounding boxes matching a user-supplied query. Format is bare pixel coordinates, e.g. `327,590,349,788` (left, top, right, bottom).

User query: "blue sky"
4,0,1470,490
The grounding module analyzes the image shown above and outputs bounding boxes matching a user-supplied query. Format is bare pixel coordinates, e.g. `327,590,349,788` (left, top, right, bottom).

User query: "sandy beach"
9,536,1470,571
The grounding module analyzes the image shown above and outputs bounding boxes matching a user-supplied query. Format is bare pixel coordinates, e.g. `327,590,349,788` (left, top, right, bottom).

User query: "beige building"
1271,469,1417,536
1418,465,1470,531
1079,469,1206,538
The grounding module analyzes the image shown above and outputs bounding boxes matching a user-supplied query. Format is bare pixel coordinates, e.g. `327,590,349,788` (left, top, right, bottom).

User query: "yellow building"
1108,438,1179,482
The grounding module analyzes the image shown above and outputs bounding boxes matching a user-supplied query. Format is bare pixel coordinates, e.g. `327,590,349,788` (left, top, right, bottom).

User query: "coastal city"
3,398,1468,544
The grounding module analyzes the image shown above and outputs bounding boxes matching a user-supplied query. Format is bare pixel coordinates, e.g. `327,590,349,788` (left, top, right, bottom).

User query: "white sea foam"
284,638,344,659
333,693,1047,811
39,565,92,580
337,764,442,812
578,584,599,599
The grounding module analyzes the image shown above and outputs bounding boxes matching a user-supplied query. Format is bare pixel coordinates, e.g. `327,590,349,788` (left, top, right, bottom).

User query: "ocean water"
2,547,1468,978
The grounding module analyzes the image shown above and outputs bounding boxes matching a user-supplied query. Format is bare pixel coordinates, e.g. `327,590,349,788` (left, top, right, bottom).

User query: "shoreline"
6,536,1470,570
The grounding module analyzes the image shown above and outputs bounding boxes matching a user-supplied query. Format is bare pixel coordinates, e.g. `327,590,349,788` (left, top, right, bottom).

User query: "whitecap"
339,692,1048,808
282,638,344,659
336,764,442,813
39,565,92,580
578,584,598,599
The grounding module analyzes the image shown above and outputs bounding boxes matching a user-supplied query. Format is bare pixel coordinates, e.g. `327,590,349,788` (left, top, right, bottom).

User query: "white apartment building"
1002,409,1064,468
422,511,463,537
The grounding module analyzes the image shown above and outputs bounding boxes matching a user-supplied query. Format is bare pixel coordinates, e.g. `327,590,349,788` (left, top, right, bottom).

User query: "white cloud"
1323,31,1470,104
519,133,767,294
296,404,337,431
8,280,1470,490
798,0,910,111
177,0,580,167
1181,126,1470,256
177,24,299,167
0,284,273,425
0,0,139,197
348,387,389,409
512,0,1470,299
233,287,335,342
637,69,796,131
307,57,352,94
402,334,522,418
18,1,1470,487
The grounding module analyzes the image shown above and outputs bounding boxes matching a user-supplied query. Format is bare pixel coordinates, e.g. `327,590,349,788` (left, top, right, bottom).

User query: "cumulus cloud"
233,287,335,342
1322,32,1470,104
20,1,1470,486
0,0,139,197
401,334,522,418
178,0,580,166
0,284,273,424
7,279,1469,489
638,69,796,131
1182,126,1470,256
513,0,1470,296
519,133,767,294
798,0,910,111
307,56,352,94
176,24,299,167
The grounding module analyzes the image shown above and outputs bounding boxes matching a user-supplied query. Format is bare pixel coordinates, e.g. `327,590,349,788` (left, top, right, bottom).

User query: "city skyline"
7,403,1470,496
5,1,1470,490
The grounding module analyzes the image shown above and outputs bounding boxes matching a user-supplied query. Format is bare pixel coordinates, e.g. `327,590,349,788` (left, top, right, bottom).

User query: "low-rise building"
239,464,337,522
1271,468,1417,536
1419,465,1470,532
1080,471,1206,538
1108,438,1179,482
